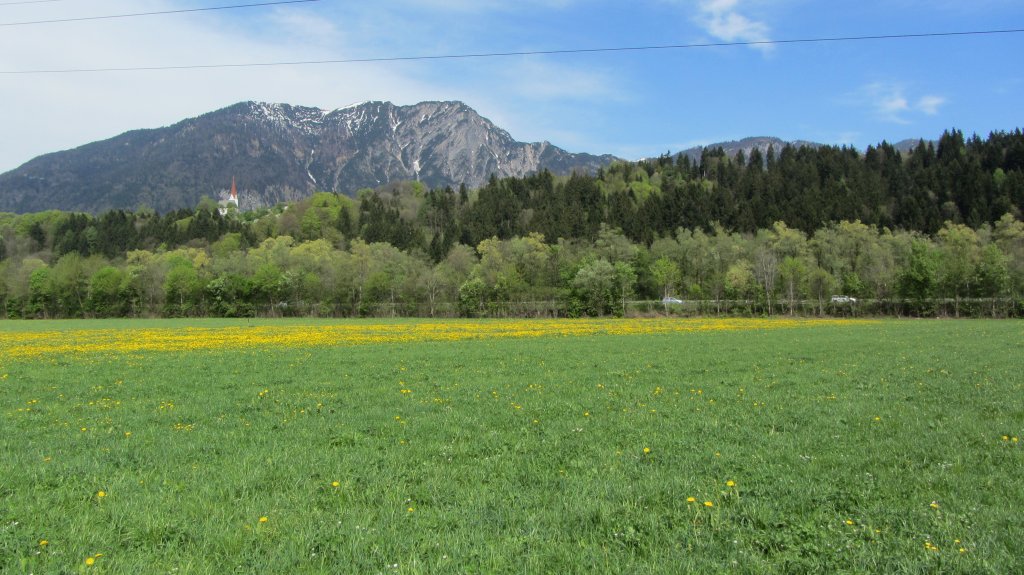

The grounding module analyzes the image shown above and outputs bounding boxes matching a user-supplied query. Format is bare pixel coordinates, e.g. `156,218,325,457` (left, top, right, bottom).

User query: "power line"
0,0,319,26
0,0,71,6
2,27,1022,75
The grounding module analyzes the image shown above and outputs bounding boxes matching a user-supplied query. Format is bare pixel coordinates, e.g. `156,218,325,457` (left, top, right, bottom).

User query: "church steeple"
219,177,240,216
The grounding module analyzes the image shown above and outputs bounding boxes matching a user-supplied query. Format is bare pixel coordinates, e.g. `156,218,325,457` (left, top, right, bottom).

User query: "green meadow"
1,319,1022,573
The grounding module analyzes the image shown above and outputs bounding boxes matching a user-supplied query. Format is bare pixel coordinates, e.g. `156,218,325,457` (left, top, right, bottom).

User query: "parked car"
661,297,684,304
830,295,857,303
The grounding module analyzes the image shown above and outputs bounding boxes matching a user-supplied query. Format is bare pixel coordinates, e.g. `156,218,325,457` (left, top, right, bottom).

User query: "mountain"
675,136,823,162
0,101,619,214
674,136,935,162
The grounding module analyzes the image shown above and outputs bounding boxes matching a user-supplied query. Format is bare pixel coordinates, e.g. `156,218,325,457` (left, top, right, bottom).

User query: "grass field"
1,318,1022,573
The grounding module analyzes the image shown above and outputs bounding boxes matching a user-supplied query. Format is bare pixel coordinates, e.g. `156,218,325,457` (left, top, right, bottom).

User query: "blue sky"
1,0,1022,173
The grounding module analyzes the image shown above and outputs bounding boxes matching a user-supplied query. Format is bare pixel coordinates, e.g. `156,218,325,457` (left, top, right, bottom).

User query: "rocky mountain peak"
0,101,617,214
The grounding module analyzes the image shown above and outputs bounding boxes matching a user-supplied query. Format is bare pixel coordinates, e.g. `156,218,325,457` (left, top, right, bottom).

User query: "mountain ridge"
0,100,939,214
0,100,619,214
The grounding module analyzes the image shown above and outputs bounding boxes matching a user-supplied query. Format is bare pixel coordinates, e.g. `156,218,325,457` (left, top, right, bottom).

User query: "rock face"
0,101,619,213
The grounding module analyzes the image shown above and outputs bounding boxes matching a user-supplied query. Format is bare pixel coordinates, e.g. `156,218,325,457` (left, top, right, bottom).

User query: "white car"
830,295,857,303
661,297,684,304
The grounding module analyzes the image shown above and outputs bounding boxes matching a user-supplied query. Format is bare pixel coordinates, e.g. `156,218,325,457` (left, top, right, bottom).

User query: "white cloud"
853,82,947,124
497,59,624,102
387,0,576,12
0,0,637,173
695,0,772,50
917,95,947,116
0,1,441,172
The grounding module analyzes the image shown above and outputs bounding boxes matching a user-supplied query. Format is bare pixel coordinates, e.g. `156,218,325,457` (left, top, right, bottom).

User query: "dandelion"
1,319,874,359
704,501,714,507
643,447,651,454
85,557,95,566
686,497,696,503
97,490,106,499
332,481,340,488
930,501,940,510
726,480,735,487
39,539,48,547
259,516,268,523
407,507,415,513
845,519,855,525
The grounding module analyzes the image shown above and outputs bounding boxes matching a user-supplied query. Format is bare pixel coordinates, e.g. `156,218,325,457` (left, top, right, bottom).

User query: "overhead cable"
0,0,71,6
2,27,1022,74
0,0,319,26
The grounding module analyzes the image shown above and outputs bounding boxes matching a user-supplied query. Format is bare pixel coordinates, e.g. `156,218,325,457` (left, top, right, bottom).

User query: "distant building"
218,177,240,216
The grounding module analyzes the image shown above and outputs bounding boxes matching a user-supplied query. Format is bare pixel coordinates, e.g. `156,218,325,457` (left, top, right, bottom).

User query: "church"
218,177,240,216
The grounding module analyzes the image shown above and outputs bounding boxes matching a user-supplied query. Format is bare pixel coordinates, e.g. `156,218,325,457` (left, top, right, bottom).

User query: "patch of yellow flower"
0,318,873,359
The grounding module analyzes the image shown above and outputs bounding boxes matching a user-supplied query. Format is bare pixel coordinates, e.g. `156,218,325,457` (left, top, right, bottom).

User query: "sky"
1,0,1022,174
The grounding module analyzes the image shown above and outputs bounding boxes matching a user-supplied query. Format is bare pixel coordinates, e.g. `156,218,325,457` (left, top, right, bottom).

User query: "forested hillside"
1,129,1022,318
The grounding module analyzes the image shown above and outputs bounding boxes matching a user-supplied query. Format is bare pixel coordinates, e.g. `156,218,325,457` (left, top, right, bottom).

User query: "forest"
1,129,1022,318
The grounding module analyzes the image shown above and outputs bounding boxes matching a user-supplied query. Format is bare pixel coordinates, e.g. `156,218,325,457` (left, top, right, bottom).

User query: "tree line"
1,129,1022,319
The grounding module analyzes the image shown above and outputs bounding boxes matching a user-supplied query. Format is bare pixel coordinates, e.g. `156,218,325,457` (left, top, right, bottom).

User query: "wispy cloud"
0,1,437,172
390,0,576,12
497,59,624,102
917,95,947,116
695,0,772,51
856,82,947,124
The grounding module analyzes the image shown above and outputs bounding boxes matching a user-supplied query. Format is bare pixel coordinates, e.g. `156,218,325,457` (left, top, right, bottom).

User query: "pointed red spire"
230,176,238,200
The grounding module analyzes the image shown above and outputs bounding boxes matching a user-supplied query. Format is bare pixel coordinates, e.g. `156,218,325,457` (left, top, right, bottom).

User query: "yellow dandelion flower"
687,497,696,503
85,557,95,566
726,480,735,487
704,501,714,507
930,501,939,509
643,447,651,454
39,539,48,547
259,516,268,523
96,491,106,498
845,519,854,525
407,507,415,513
331,481,340,488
